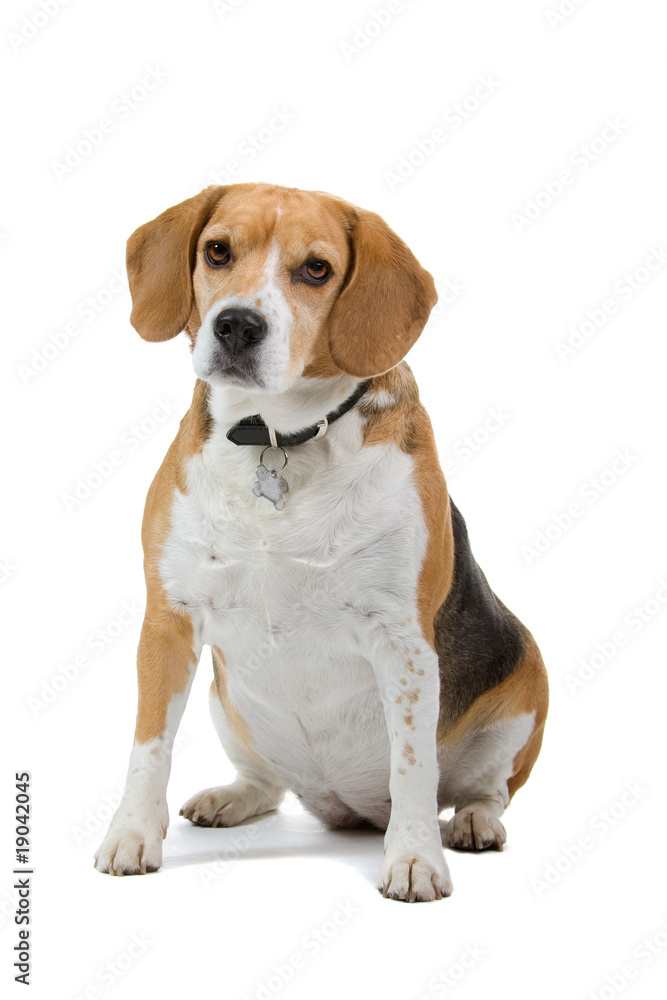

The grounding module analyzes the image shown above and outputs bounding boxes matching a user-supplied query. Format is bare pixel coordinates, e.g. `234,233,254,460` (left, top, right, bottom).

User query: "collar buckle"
313,417,328,440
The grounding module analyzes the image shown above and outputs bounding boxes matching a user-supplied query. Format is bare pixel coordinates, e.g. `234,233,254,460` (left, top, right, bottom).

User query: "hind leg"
439,646,548,851
180,677,286,827
439,714,536,850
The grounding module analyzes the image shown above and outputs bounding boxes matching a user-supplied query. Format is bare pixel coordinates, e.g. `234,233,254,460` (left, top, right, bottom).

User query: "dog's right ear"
126,186,225,342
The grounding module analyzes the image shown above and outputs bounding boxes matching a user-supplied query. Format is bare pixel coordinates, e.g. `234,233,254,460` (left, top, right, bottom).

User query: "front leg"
94,607,200,875
373,638,452,901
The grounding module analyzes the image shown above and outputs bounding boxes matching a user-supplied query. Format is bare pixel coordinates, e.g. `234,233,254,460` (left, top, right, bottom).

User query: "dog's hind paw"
445,806,506,851
179,780,283,828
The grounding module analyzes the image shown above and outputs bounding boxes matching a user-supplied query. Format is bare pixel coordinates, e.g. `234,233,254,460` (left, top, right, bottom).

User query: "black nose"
214,308,267,356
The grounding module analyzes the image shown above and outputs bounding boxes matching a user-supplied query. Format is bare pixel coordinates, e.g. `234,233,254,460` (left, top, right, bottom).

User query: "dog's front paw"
378,852,453,902
445,806,506,852
94,817,166,876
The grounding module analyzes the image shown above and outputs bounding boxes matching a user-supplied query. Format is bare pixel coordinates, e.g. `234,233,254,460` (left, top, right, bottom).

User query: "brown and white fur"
94,183,548,901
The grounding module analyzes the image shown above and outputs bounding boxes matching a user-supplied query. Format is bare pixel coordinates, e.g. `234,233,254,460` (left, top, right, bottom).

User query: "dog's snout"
214,308,267,356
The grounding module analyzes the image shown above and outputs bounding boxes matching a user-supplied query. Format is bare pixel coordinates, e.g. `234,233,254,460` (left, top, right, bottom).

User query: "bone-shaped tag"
252,464,289,510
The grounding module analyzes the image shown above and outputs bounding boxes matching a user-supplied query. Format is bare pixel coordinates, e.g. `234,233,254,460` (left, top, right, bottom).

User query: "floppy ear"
326,207,437,377
126,186,225,342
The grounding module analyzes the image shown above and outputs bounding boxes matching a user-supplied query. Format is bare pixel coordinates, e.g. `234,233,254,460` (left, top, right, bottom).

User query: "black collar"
226,379,373,448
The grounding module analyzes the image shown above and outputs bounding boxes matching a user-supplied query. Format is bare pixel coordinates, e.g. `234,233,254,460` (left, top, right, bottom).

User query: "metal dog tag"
252,447,289,510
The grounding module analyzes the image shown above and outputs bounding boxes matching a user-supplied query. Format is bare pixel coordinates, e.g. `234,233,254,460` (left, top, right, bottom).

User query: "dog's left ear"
325,206,437,377
126,185,225,342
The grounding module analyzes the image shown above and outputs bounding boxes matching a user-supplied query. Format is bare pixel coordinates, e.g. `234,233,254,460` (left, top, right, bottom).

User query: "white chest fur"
158,410,429,824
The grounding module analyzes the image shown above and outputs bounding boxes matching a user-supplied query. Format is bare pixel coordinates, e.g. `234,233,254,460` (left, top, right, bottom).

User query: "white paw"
445,806,507,851
378,852,453,902
94,822,166,875
179,780,283,828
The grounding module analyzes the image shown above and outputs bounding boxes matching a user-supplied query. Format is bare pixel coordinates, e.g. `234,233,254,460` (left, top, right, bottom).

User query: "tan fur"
411,410,454,649
211,648,261,761
133,381,212,743
127,186,225,342
358,364,454,647
300,346,345,380
360,364,421,450
506,642,549,799
133,608,195,744
322,203,438,377
436,636,549,801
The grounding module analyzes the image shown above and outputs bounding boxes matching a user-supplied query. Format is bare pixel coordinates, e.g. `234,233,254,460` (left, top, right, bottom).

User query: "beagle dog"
94,182,548,901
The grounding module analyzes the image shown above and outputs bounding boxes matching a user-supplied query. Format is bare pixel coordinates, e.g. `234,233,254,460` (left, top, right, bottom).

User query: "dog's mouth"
209,359,265,389
192,304,293,395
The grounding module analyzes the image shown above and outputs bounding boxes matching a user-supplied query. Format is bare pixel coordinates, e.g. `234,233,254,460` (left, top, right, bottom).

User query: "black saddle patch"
434,499,528,730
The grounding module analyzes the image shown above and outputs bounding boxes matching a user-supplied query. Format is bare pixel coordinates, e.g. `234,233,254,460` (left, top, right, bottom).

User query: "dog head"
126,182,437,392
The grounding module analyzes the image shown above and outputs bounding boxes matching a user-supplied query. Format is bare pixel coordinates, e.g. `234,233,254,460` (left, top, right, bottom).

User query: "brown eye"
205,242,231,267
298,259,331,283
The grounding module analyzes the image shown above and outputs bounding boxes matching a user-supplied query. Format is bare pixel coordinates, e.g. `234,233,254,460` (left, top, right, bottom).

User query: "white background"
2,0,666,998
